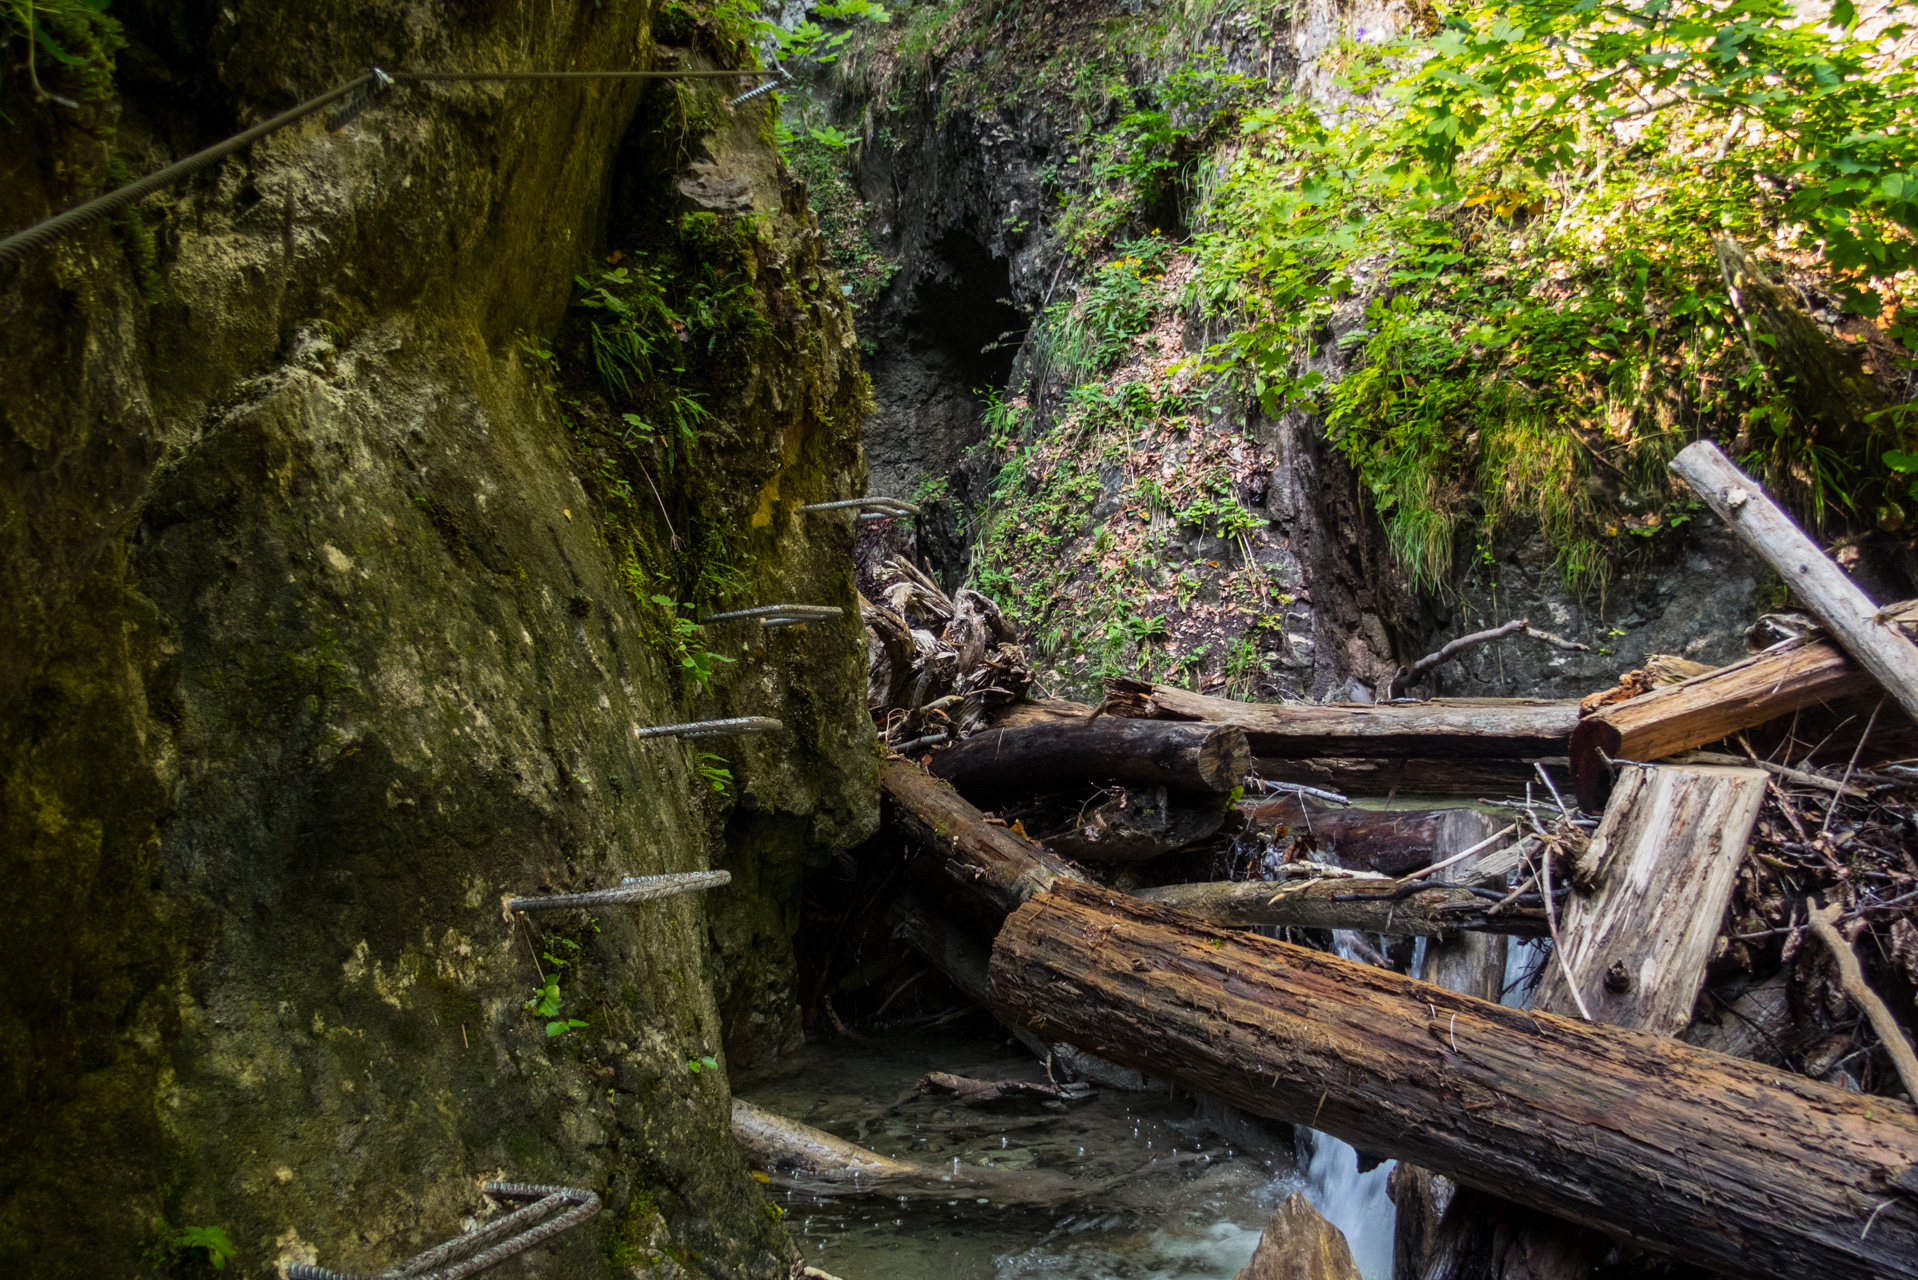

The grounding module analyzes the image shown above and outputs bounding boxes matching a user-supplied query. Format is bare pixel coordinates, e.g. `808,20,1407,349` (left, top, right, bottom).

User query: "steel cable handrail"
0,63,780,270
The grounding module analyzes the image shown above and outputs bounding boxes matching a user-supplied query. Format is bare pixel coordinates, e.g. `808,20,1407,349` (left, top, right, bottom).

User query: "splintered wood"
1568,600,1918,808
1536,763,1767,1032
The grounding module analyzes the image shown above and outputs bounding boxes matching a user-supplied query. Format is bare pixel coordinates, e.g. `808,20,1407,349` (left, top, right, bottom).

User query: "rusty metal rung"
632,716,783,741
699,604,845,625
287,1183,598,1280
505,870,731,915
798,497,921,516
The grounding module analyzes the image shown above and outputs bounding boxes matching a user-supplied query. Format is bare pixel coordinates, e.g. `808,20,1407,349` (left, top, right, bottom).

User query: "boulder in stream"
1233,1192,1363,1280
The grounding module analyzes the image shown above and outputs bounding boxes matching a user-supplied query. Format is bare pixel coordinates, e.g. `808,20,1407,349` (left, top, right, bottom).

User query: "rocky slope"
1,2,874,1275
793,0,1912,705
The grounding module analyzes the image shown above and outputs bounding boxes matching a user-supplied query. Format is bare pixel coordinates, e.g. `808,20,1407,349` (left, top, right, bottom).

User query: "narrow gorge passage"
4,0,1916,1279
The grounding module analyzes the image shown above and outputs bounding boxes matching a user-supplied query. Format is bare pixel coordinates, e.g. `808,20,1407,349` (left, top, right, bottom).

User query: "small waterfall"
1295,930,1403,1280
1296,1130,1396,1280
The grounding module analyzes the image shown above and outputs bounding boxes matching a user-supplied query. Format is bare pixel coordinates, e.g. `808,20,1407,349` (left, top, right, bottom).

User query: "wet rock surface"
1,4,876,1275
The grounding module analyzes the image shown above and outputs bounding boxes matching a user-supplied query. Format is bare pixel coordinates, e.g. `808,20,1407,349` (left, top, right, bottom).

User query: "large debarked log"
986,881,1918,1280
1106,684,1580,760
928,717,1250,794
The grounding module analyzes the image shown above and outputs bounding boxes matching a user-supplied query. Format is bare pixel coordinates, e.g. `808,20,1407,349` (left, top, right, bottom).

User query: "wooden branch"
928,718,1251,795
986,881,1918,1280
1134,876,1550,938
1671,441,1918,726
1569,598,1918,809
1390,619,1527,699
1673,749,1870,797
1809,899,1918,1100
731,1098,1085,1206
882,759,1083,918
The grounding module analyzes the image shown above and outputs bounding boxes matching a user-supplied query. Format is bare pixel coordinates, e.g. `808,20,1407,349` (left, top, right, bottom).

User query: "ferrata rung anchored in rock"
799,497,922,516
699,604,846,628
287,1183,598,1280
505,870,731,916
631,716,783,740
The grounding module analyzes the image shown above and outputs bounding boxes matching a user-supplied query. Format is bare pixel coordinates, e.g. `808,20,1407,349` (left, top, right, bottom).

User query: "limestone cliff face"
0,3,874,1276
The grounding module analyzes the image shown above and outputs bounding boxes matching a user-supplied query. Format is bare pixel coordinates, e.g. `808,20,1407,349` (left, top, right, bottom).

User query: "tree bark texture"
1569,600,1918,809
1670,440,1918,728
1536,764,1767,1033
1134,878,1548,938
989,700,1565,799
882,759,1083,919
929,718,1250,795
986,880,1918,1280
1396,819,1507,1280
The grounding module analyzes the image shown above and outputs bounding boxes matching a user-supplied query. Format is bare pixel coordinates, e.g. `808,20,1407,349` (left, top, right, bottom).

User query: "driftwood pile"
768,442,1918,1278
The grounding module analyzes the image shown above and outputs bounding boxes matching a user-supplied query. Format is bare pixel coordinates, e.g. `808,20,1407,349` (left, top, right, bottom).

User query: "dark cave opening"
862,226,1026,586
903,228,1027,392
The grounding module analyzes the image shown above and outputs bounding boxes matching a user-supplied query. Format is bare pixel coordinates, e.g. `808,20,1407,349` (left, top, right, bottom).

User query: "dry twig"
1807,899,1918,1099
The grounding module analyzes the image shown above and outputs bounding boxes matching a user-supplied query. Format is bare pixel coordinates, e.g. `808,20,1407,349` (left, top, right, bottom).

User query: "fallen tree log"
888,895,1155,1090
1395,816,1509,1279
986,880,1918,1280
882,758,1083,918
1538,763,1767,1029
929,718,1250,794
1672,440,1918,727
1568,600,1918,809
1239,797,1498,876
1134,877,1549,938
1097,683,1581,760
992,701,1564,798
1040,785,1230,863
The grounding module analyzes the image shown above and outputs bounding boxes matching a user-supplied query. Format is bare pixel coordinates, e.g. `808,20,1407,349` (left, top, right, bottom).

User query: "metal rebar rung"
620,870,732,893
631,716,782,741
798,497,922,516
507,870,731,914
699,604,846,625
287,1184,598,1280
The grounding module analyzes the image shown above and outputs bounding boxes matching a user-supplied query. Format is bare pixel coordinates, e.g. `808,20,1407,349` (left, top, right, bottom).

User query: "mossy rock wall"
0,3,876,1276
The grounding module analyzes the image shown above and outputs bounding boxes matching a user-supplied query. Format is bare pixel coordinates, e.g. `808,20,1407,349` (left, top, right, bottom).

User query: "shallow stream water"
738,1028,1397,1280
